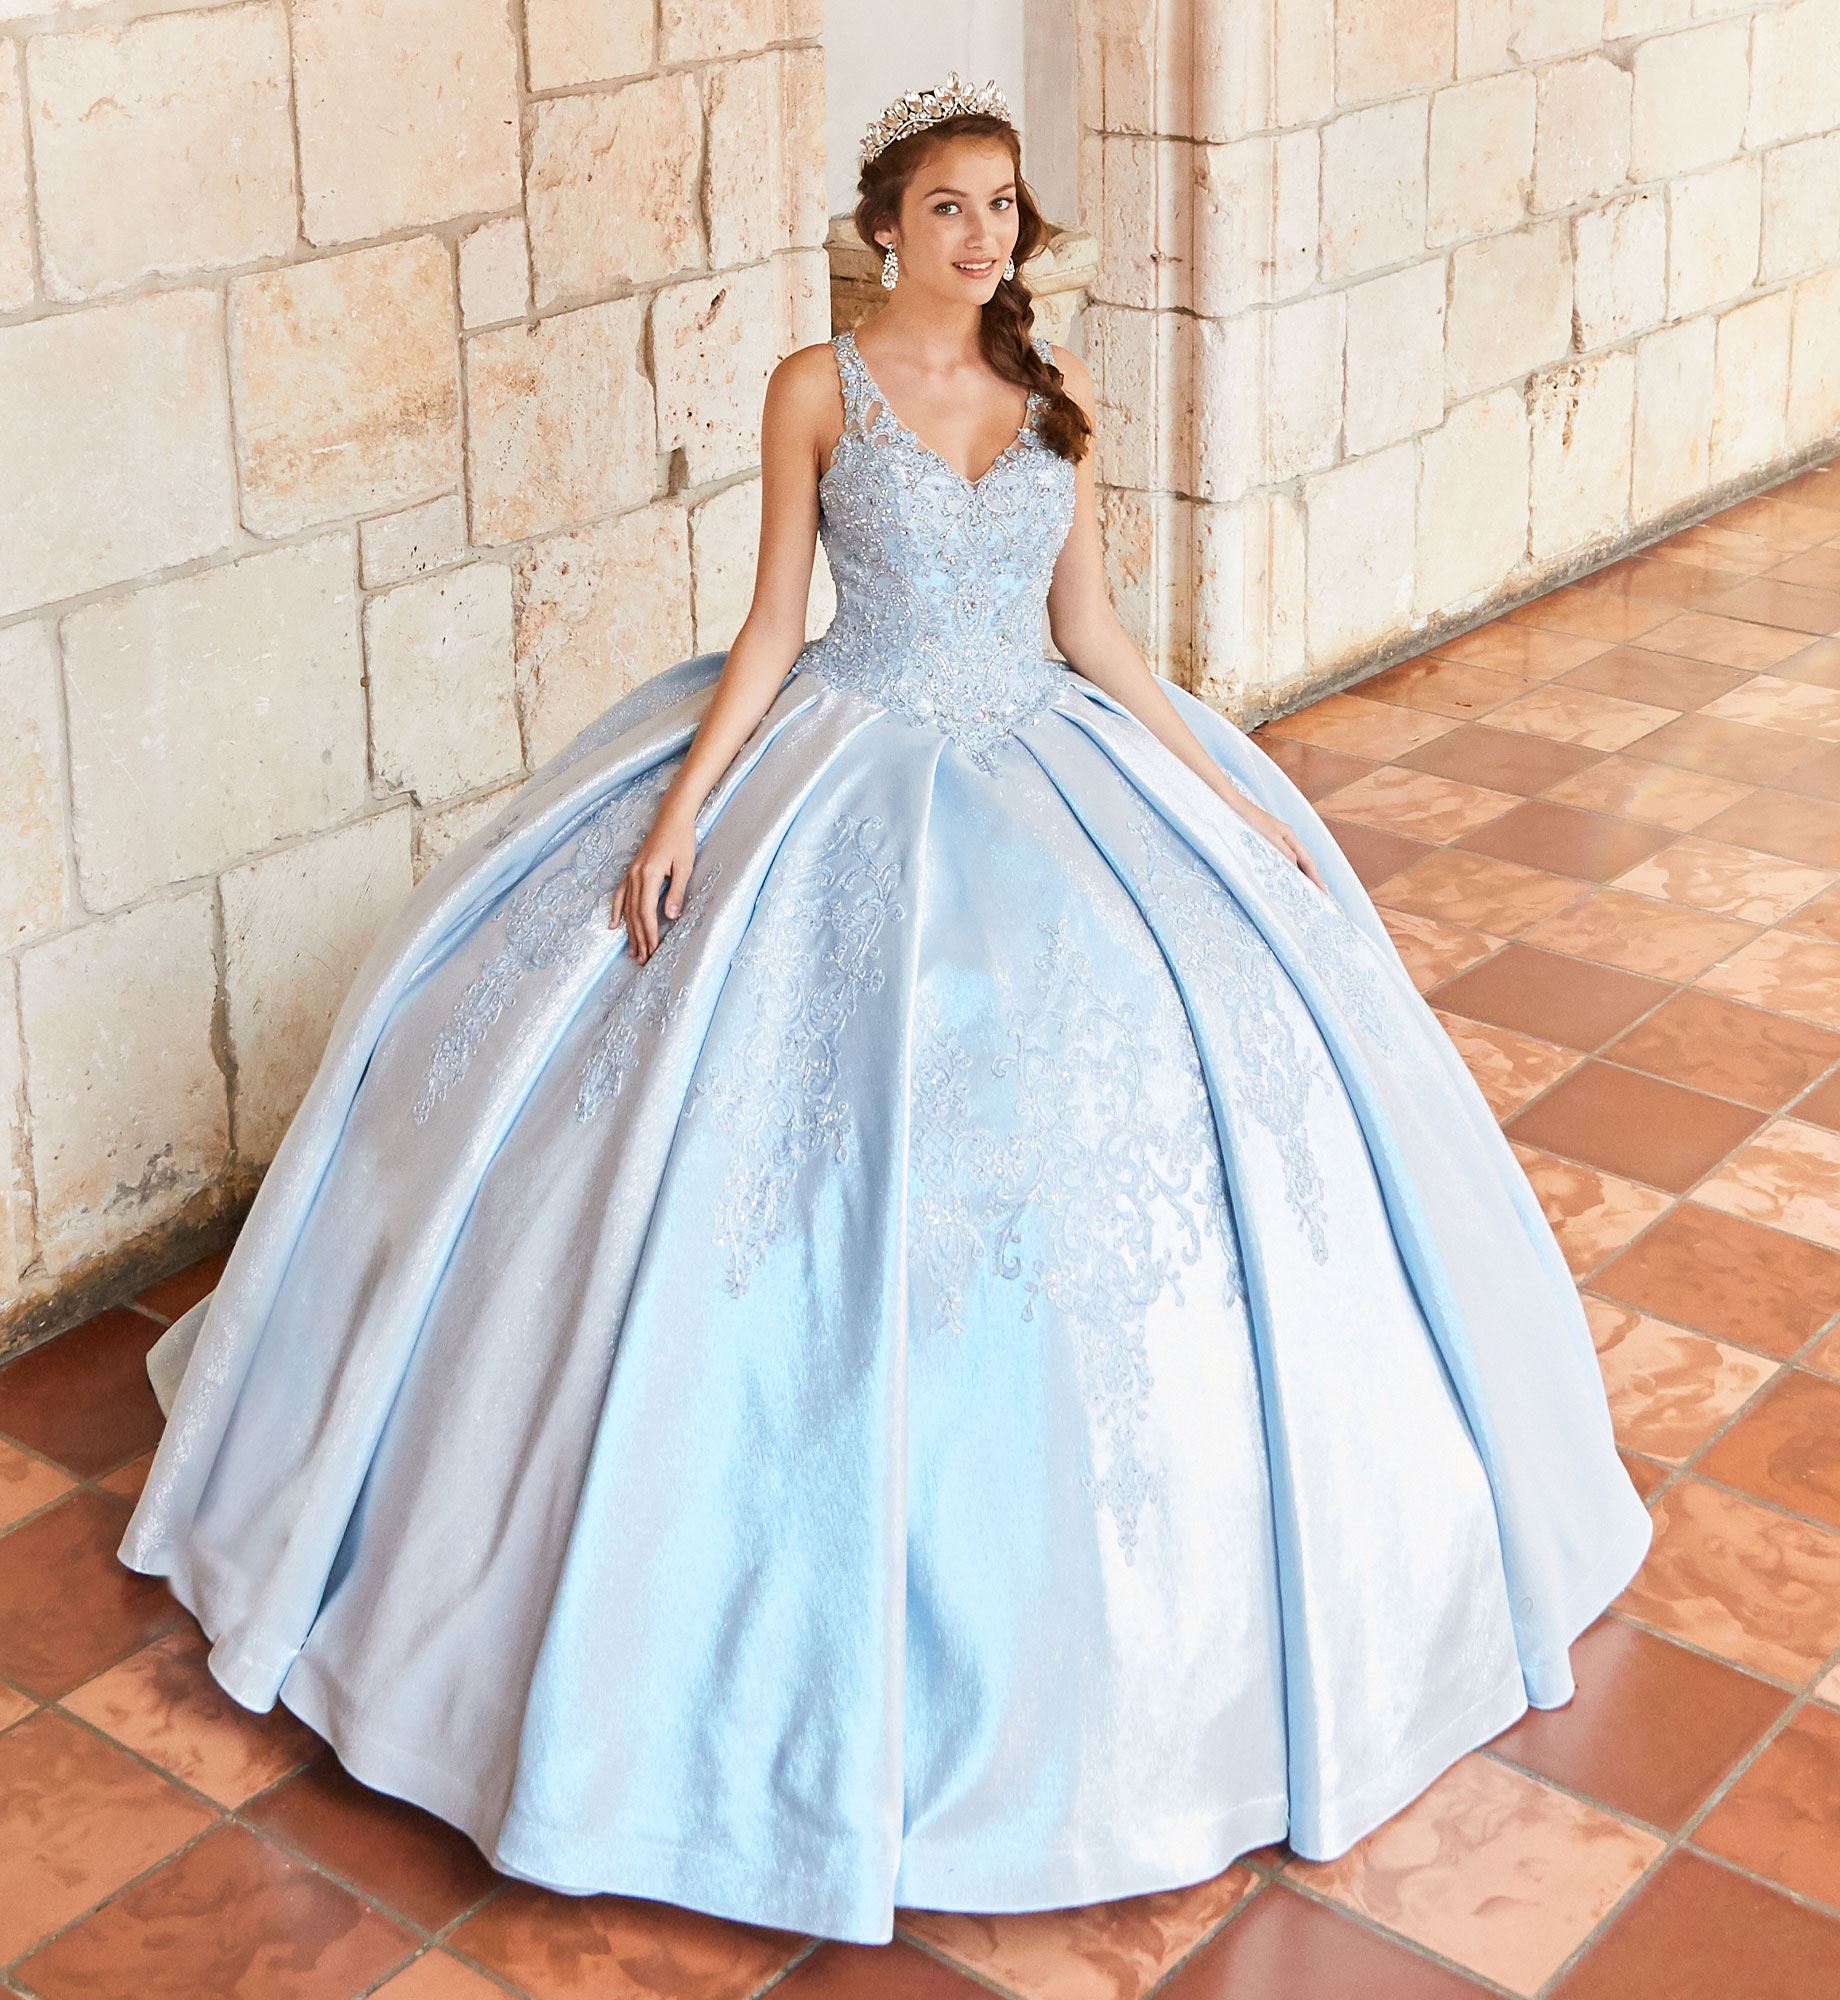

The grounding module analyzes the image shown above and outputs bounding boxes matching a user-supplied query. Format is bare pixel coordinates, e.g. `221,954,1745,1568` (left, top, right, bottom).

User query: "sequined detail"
908,917,1239,1565
685,810,907,1298
793,328,1076,774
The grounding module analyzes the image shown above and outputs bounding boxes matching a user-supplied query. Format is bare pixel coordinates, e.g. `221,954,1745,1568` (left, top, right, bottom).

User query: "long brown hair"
852,115,1093,465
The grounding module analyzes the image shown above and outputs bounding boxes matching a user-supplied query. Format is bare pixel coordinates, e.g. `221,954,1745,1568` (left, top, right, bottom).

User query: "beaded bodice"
792,327,1078,771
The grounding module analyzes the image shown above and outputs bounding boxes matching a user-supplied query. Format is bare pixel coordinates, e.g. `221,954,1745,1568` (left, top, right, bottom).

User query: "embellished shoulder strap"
832,329,876,434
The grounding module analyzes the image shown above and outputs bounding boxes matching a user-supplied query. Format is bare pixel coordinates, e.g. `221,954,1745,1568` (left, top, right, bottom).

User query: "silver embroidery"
908,917,1240,1565
794,329,1076,773
685,810,907,1297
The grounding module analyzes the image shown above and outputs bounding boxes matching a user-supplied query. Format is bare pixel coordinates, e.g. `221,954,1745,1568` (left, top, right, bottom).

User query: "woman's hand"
1226,793,1330,893
617,801,699,962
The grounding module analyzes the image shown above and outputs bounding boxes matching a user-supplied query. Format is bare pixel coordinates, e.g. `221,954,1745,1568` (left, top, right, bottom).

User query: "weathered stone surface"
1628,20,1749,180
0,622,67,950
513,503,694,764
230,237,461,537
1574,190,1666,347
1458,0,1512,75
17,890,227,1276
1531,54,1631,214
1710,288,1792,483
359,495,468,589
1761,133,1840,284
523,0,652,89
708,48,827,270
1667,158,1761,318
1193,491,1307,702
1304,442,1418,665
1509,0,1603,62
61,536,369,909
27,3,294,303
1633,315,1716,521
528,73,701,308
0,289,235,620
1447,220,1573,398
653,261,791,485
1345,258,1446,454
0,41,35,310
459,217,529,330
465,295,655,545
1428,71,1535,244
659,0,793,65
414,783,522,881
1529,349,1636,561
1188,309,1258,502
1417,387,1530,615
0,965,31,1294
1261,291,1344,481
1320,97,1427,282
1789,267,1840,446
1335,0,1456,103
292,0,520,246
689,479,759,650
365,563,523,806
222,808,413,1162
1747,0,1840,149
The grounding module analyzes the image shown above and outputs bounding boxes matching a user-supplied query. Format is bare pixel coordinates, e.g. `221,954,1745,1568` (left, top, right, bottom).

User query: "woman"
120,74,1652,1946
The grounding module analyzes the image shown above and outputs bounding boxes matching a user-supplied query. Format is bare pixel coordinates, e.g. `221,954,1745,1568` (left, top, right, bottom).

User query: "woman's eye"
933,201,959,215
993,197,1013,210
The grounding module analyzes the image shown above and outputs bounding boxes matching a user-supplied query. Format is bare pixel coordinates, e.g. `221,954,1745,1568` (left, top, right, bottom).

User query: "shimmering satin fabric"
120,328,1652,1944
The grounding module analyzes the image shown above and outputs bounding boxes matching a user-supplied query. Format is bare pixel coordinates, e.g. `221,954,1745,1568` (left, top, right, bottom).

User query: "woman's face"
878,135,1020,304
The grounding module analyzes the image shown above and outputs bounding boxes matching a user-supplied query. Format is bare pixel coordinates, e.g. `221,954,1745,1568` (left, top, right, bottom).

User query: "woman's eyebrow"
920,183,1018,198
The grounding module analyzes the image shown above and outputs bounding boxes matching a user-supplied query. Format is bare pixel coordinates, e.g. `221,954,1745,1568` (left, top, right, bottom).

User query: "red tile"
1697,1370,1840,1532
1319,817,1436,890
1426,943,1672,1051
1504,1063,1767,1193
1694,1704,1840,1911
0,1435,74,1531
1397,722,1605,795
135,1249,229,1323
1454,799,1677,879
773,1941,997,1996
0,1308,166,1477
1249,735,1379,801
1555,645,1751,710
1602,990,1840,1111
1700,577,1840,635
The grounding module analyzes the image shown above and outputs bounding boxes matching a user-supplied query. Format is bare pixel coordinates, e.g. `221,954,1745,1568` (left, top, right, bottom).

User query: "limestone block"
465,295,656,545
524,0,652,89
365,564,523,806
27,4,294,303
0,289,234,620
659,0,786,64
0,964,31,1294
1091,136,1164,311
0,621,67,949
17,890,227,1275
1509,0,1605,61
359,495,468,589
1747,0,1840,149
1346,259,1447,455
1261,290,1345,483
786,242,831,350
1303,442,1418,667
1320,98,1427,284
1192,491,1307,703
1428,72,1536,245
1531,54,1631,214
653,261,791,486
1667,158,1761,318
708,48,826,270
230,237,461,538
1447,219,1573,398
292,0,520,246
1710,288,1792,484
1159,0,1333,138
689,479,759,650
513,504,695,765
1188,310,1259,503
1529,349,1636,561
1788,267,1840,447
1195,134,1322,315
62,535,369,909
1606,0,1692,29
1628,20,1749,180
1575,191,1667,347
1335,0,1456,103
1761,134,1840,285
1417,387,1530,615
414,783,522,882
0,41,35,311
1458,0,1512,74
222,808,413,1162
1633,315,1715,520
528,73,701,309
459,217,529,330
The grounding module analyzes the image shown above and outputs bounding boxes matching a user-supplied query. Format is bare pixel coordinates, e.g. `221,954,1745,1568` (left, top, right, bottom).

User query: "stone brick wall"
0,0,827,1347
1080,0,1840,713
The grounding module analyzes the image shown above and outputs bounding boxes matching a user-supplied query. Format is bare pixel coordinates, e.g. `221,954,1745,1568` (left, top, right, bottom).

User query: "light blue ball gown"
119,326,1653,1944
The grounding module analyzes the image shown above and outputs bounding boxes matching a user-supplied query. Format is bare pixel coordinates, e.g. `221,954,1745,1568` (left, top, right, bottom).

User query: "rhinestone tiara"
857,71,1012,170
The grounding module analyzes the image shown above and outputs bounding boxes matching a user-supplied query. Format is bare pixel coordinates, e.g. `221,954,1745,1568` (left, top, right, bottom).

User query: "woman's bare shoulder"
771,338,845,405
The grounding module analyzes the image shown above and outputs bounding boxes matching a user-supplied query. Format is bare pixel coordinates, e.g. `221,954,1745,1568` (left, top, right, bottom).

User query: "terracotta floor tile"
1696,930,1840,1030
1506,586,1672,643
1356,653,1537,719
1378,909,1505,992
1700,577,1840,635
1589,1201,1840,1355
96,1448,154,1501
0,1488,180,1697
1697,1369,1840,1530
1774,636,1840,692
0,1679,37,1730
1780,880,1840,940
1541,753,1756,830
1158,1881,1498,1997
1373,850,1588,934
1455,798,1678,879
1555,644,1751,710
133,1249,229,1323
244,1751,501,1931
1430,1013,1579,1120
0,1307,166,1477
1547,1846,1840,1999
1525,886,1757,980
1585,1299,1778,1462
1260,692,1460,759
0,1435,74,1531
770,1941,997,1997
1611,835,1838,924
1807,1328,1840,1378
1819,1661,1840,1704
1796,1065,1840,1130
0,1707,217,1963
1247,734,1378,801
1762,466,1840,516
61,1624,319,1808
1768,550,1840,589
1623,710,1824,785
448,1881,805,1999
1648,530,1788,578
1283,1752,1661,1996
1427,942,1672,1050
13,1820,416,2000
1693,1703,1840,1915
1503,1063,1766,1193
898,1860,1257,1999
1428,624,1612,676
1695,788,1840,870
1315,766,1522,842
1477,682,1680,753
1619,1450,1671,1500
370,1952,512,2000
1704,673,1840,738
1490,1613,1789,1830
1576,555,1753,610
1509,1147,1675,1278
1318,816,1434,890
1613,1476,1840,1681
1601,990,1840,1109
1397,721,1606,795
1710,493,1840,544
1642,610,1827,670
1694,1117,1840,1252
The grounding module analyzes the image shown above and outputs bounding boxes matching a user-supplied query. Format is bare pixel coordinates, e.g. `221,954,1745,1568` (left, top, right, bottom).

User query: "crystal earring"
1003,256,1015,280
880,245,899,290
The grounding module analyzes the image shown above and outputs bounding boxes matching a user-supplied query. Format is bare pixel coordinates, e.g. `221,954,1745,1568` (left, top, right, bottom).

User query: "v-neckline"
843,329,1035,491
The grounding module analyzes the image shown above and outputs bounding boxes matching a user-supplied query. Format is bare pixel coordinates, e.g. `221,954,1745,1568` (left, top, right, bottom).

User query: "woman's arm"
1044,346,1325,889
